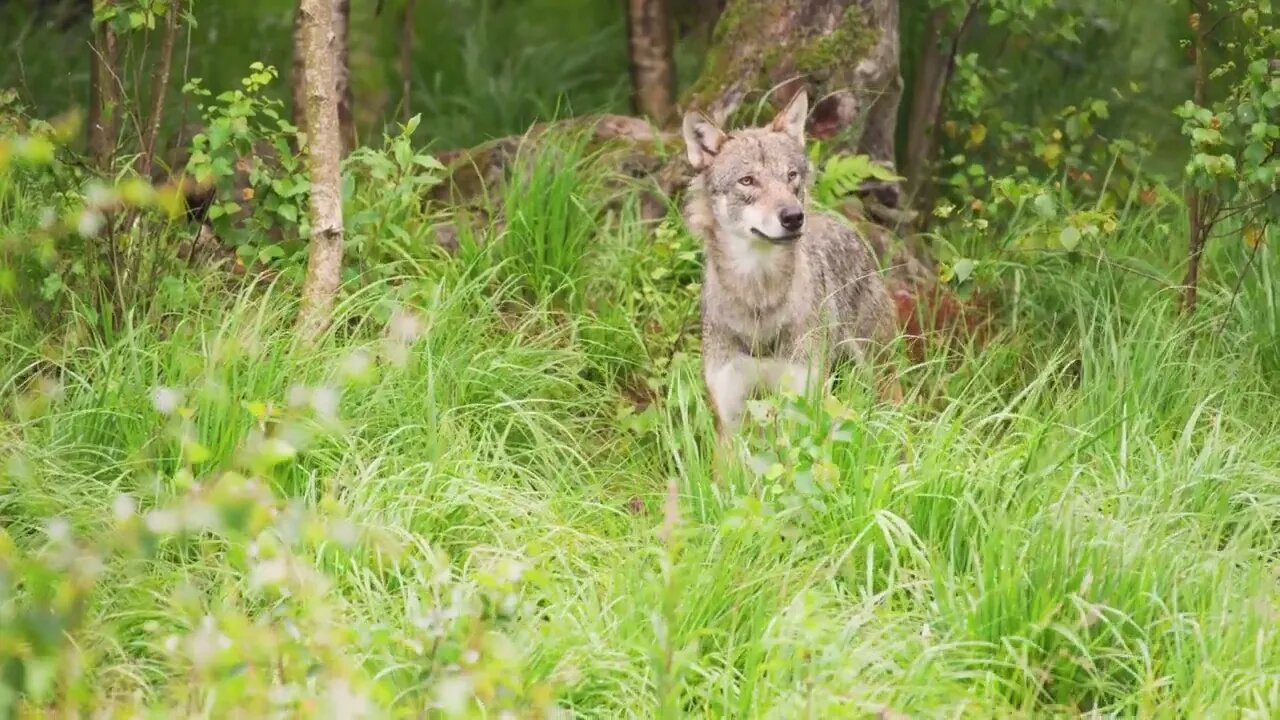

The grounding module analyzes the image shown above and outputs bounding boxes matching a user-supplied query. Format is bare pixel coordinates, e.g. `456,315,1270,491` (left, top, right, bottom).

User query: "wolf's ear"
682,112,727,170
770,89,809,144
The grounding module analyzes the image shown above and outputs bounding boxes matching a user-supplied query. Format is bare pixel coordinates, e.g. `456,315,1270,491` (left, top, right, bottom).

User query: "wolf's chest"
727,310,793,356
703,248,824,357
710,283,818,359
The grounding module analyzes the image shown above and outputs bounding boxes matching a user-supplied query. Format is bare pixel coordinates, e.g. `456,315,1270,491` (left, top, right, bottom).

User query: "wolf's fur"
681,90,902,439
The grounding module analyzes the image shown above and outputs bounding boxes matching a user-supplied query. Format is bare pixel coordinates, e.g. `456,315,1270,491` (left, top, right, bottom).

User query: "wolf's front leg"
764,357,821,400
704,353,757,442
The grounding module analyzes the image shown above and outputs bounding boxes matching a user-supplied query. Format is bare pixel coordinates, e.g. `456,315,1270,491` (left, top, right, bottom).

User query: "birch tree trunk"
624,0,677,123
293,0,355,155
295,0,345,341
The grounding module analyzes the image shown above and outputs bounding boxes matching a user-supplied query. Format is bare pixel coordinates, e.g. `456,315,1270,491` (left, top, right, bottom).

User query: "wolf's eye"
738,176,755,187
787,170,799,182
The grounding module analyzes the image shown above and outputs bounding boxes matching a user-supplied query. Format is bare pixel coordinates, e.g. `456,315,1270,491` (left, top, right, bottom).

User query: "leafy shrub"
0,330,562,717
184,64,308,269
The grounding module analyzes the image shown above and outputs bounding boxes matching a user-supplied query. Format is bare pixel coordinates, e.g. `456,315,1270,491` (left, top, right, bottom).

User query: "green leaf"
207,123,231,150
413,154,446,172
815,154,903,205
952,258,977,284
1059,226,1081,251
1244,142,1269,167
182,438,212,464
1033,193,1057,219
1191,127,1223,146
258,244,286,263
793,470,816,495
40,273,64,300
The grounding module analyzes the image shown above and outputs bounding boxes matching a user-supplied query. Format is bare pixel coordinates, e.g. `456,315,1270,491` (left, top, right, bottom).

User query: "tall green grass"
4,156,1280,714
4,0,1280,713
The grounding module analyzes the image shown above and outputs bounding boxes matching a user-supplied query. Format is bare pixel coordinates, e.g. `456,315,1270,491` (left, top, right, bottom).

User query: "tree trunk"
88,0,120,169
902,1,978,224
292,2,306,135
400,0,415,122
682,0,899,159
335,0,355,153
138,1,180,177
1182,2,1210,315
624,0,677,123
293,0,355,155
295,0,345,341
674,0,724,43
903,7,946,209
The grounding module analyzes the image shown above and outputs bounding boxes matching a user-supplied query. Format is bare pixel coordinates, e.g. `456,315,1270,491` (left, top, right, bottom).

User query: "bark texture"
902,1,977,223
902,7,947,207
400,0,415,122
295,0,345,340
625,0,677,123
138,1,180,177
682,0,901,168
335,0,354,153
292,2,306,135
293,0,355,155
88,0,120,169
674,0,726,42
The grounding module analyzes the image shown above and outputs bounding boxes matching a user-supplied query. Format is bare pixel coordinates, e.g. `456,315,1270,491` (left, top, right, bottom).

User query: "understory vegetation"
2,0,1279,717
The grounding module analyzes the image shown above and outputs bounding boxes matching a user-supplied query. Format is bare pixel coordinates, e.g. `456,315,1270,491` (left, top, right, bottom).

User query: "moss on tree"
793,6,877,81
680,0,881,114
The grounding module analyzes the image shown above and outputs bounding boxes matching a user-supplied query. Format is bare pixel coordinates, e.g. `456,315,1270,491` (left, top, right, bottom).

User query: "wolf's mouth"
751,228,801,244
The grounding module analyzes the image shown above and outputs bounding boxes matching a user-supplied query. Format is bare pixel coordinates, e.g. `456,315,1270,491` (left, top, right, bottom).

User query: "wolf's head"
682,91,810,245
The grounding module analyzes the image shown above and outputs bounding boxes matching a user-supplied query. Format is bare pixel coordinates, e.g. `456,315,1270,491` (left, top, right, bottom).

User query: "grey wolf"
681,90,903,442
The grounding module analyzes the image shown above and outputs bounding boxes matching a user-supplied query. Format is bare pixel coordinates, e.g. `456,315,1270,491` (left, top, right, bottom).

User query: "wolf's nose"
779,208,805,233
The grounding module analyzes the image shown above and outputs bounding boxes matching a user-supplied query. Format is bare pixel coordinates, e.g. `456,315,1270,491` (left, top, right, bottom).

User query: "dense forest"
1,0,1279,716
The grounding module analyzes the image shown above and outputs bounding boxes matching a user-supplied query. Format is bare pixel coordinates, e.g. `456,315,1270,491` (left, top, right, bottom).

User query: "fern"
812,153,903,207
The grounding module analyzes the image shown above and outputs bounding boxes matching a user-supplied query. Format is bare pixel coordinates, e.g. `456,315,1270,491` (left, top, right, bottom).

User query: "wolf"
681,90,903,442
